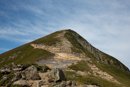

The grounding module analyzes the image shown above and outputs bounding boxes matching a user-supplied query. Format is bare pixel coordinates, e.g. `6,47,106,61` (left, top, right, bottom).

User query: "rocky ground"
0,63,99,87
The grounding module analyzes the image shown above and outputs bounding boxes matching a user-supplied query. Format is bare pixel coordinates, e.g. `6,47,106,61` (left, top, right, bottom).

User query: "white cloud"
0,0,130,68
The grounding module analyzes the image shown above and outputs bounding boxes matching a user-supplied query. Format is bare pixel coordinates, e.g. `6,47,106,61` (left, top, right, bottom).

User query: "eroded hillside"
0,29,130,87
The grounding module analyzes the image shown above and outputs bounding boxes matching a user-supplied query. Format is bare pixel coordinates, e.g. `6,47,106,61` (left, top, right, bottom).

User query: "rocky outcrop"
0,64,82,87
50,68,66,82
24,65,41,80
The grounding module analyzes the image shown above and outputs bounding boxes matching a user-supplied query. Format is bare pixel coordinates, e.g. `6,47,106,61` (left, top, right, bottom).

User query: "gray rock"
2,75,8,80
13,67,23,71
0,68,11,74
50,68,66,82
21,72,26,80
24,65,41,80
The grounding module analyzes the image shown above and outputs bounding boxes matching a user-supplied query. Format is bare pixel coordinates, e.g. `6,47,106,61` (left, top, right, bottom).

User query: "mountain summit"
0,29,130,87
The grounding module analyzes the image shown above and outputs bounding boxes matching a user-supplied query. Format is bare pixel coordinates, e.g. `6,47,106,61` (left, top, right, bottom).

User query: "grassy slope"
33,30,62,46
68,61,91,72
68,60,130,87
0,30,63,67
64,30,130,86
65,70,121,87
0,44,54,67
64,30,95,58
65,71,122,87
95,62,130,87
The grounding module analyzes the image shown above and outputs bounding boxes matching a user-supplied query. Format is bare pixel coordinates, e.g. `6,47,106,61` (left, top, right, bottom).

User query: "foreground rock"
0,64,74,87
50,68,66,82
24,65,41,80
0,64,100,87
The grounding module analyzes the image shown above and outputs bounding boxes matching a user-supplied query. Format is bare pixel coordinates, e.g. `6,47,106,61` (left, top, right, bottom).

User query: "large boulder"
24,65,41,80
50,68,66,82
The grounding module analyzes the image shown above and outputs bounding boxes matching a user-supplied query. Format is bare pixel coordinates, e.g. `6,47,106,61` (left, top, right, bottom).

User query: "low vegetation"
0,45,54,67
69,61,91,72
95,62,130,87
33,30,62,46
64,30,85,53
65,71,122,87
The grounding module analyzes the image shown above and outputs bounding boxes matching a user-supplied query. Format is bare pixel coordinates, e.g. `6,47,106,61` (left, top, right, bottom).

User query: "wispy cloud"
0,0,130,68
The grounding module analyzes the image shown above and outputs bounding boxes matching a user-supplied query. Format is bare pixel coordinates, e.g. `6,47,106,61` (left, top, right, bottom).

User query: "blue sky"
0,0,130,68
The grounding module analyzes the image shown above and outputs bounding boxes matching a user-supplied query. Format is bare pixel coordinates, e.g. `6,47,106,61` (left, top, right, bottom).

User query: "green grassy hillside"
0,31,64,67
0,44,54,67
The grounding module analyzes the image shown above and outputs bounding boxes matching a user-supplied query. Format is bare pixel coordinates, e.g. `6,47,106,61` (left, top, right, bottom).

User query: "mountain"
0,29,130,87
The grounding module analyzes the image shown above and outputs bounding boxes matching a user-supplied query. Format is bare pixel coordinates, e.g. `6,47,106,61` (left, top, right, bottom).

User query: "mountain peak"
1,29,129,71
0,29,130,87
57,29,75,32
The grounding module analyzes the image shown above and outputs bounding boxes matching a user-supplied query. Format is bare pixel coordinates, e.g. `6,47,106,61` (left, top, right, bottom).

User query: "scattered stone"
0,64,100,87
13,67,23,71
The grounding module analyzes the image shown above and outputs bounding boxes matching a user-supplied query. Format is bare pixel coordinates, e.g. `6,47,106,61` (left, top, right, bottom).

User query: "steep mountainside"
0,29,130,87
